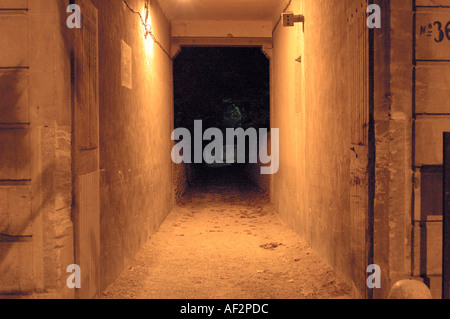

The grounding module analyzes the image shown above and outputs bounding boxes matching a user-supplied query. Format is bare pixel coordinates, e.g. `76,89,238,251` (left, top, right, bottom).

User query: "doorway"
172,47,271,198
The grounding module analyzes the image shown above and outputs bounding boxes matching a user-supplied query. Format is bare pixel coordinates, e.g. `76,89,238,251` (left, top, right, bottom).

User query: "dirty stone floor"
102,166,352,299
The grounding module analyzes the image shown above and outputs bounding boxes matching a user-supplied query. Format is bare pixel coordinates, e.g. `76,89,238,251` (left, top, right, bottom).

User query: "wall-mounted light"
122,0,172,59
143,1,152,38
123,0,152,38
282,12,305,27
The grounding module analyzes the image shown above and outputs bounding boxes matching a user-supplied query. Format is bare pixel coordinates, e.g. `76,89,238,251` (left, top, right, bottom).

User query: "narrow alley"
1,0,449,302
102,166,352,299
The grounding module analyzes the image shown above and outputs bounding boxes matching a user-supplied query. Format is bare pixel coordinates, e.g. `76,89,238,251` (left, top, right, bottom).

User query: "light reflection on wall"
142,6,154,64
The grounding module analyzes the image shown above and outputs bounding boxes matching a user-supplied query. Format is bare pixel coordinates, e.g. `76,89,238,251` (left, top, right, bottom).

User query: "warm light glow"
142,6,154,62
144,23,152,36
143,2,152,38
142,4,152,38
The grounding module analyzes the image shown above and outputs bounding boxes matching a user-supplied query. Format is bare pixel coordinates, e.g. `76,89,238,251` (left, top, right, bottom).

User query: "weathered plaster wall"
91,0,174,291
373,0,450,299
411,0,450,299
173,161,188,202
0,0,74,297
371,0,414,299
173,162,197,202
247,134,272,194
272,0,371,297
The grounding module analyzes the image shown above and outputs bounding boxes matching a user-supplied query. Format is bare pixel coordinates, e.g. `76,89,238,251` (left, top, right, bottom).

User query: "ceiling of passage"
159,0,291,22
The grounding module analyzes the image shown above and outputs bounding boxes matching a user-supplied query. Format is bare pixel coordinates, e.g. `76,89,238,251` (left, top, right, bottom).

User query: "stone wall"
411,0,450,299
271,0,372,298
91,0,175,292
0,0,74,298
373,0,450,299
